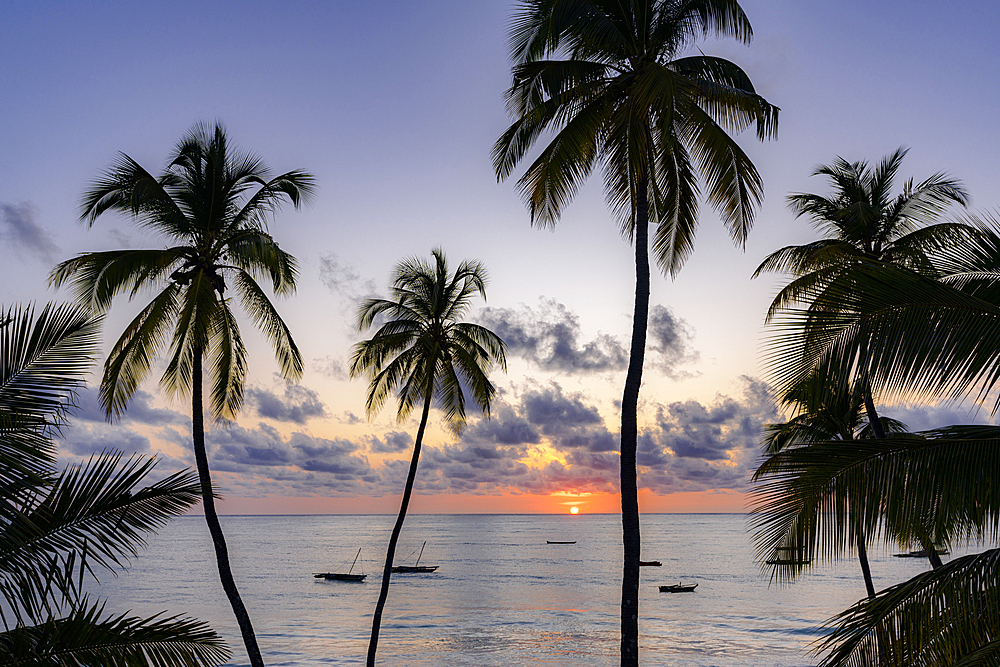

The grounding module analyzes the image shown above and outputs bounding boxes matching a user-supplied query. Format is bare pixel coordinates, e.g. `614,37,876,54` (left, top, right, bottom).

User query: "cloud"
478,298,698,377
318,253,378,302
107,228,132,248
518,383,616,454
369,431,413,454
636,377,779,492
72,386,188,426
311,355,350,380
205,422,378,494
647,305,700,378
245,381,326,424
337,411,365,425
460,403,540,446
59,423,152,457
478,298,627,373
521,383,602,431
57,377,777,500
0,202,59,262
882,403,993,433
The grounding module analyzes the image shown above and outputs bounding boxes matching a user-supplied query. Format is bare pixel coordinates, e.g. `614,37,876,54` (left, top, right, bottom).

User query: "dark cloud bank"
58,377,781,499
55,378,984,501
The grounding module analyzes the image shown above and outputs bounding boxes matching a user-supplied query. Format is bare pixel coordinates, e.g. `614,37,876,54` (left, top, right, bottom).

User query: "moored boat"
659,582,697,593
391,541,439,573
314,547,366,581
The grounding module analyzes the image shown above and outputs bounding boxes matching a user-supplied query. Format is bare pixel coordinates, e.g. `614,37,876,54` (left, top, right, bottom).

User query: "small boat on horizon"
392,541,439,573
314,547,366,582
893,548,949,558
659,582,697,593
546,540,576,544
639,560,661,567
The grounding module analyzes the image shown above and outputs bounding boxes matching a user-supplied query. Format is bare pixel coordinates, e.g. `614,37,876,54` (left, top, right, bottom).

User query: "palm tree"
493,1,778,661
350,248,506,666
755,148,971,568
755,369,906,598
0,302,228,667
753,212,1000,664
49,122,314,667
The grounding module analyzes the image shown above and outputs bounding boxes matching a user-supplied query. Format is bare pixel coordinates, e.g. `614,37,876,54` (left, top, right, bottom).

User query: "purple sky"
2,0,998,512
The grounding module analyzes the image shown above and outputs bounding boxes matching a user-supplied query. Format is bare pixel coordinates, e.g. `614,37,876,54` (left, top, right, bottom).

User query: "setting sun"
570,507,579,515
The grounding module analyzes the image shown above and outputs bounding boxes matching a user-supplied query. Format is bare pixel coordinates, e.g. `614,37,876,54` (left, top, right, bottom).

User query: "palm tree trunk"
855,520,876,598
620,181,649,667
192,348,265,667
860,373,943,570
367,378,435,667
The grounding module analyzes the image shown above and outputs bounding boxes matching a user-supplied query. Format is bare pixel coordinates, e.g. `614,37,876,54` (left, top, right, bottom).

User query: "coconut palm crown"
755,147,971,327
51,121,313,421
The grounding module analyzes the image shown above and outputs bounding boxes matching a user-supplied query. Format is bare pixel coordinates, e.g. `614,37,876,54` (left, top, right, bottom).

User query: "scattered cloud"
318,253,378,303
245,379,326,424
1,202,59,262
638,377,779,492
478,298,627,373
60,424,152,457
647,305,700,378
882,402,993,433
72,386,188,426
311,355,350,380
54,377,783,499
477,298,698,377
204,422,379,495
338,411,365,425
369,431,413,454
107,228,132,249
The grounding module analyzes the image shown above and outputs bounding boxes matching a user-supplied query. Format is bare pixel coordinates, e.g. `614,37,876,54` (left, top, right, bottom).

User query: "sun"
570,507,579,515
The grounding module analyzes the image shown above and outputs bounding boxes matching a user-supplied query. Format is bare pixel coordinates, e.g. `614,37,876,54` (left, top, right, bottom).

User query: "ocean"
93,513,951,666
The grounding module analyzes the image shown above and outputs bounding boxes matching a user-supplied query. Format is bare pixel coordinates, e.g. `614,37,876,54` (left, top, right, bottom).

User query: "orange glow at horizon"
199,488,749,515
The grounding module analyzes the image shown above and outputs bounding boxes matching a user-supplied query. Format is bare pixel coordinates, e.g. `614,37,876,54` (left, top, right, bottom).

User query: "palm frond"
231,271,301,382
816,549,1000,667
0,304,101,484
0,453,200,623
101,286,180,420
0,599,229,667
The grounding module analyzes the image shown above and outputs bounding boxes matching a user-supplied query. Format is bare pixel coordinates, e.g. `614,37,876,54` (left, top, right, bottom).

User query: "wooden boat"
893,549,950,558
659,582,697,593
392,541,439,573
639,560,662,567
314,547,366,581
546,540,576,544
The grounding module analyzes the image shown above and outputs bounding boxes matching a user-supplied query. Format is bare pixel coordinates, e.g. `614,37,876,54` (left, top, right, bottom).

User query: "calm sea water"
93,514,955,666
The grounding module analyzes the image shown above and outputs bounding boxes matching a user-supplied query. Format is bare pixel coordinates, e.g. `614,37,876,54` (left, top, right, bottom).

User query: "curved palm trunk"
620,182,649,667
855,521,876,598
860,375,943,570
367,379,435,667
192,349,265,667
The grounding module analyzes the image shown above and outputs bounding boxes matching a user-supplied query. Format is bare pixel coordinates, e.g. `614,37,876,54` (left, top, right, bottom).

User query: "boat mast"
348,547,361,575
415,541,426,567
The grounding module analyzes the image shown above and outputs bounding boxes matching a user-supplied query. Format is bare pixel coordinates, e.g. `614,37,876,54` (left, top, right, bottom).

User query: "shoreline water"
95,513,959,667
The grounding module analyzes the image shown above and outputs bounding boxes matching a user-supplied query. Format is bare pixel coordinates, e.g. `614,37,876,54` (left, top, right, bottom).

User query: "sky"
3,0,999,514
